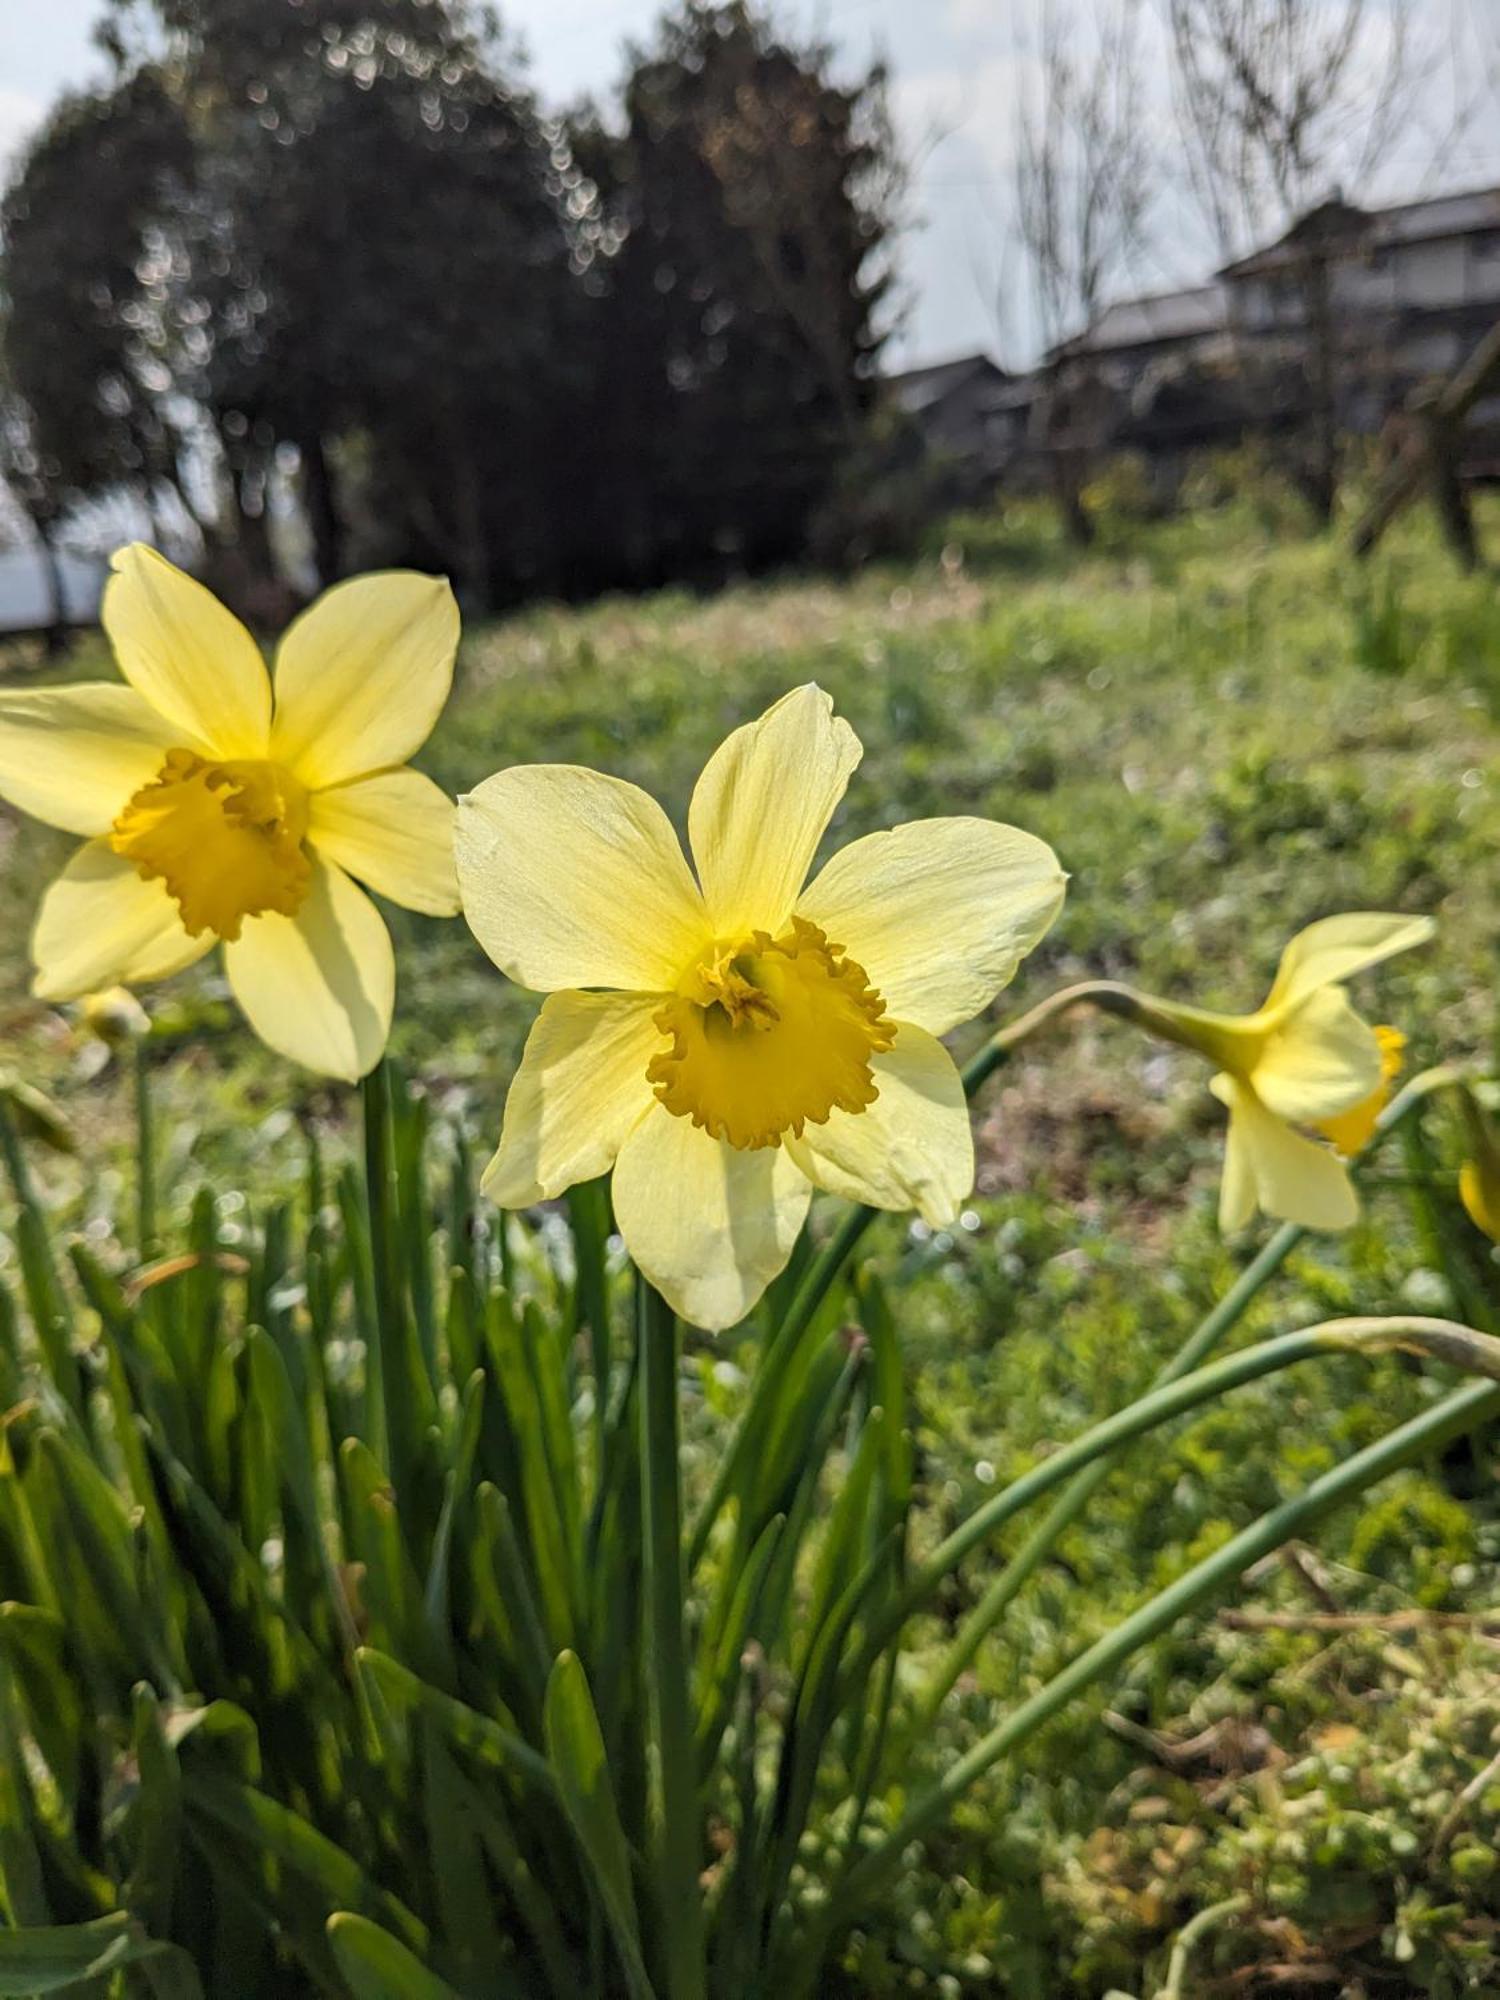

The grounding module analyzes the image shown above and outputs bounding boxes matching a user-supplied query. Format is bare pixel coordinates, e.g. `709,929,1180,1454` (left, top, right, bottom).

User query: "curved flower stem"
906,1060,1465,1729
960,979,1146,1096
842,1314,1500,1695
1156,1895,1251,2000
639,1282,706,2000
134,1038,158,1258
809,1373,1500,1956
359,1062,395,1474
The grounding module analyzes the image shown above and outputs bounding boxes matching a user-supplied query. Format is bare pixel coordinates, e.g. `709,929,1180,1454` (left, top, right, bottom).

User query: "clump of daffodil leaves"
0,550,1453,1331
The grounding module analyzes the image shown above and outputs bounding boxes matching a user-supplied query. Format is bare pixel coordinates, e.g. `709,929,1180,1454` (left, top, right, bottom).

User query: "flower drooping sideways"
1458,1088,1500,1246
1315,1023,1407,1160
0,545,461,1081
456,686,1067,1329
1131,914,1434,1232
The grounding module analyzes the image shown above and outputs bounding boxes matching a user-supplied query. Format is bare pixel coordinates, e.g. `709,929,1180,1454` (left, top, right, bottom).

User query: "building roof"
1049,284,1227,361
887,352,1009,414
1219,183,1500,277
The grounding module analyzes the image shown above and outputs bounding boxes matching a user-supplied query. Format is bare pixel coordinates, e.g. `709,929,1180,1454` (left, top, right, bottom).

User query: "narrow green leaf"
183,1770,430,1957
326,1913,463,2000
544,1652,655,2000
125,1684,183,1939
0,1912,191,1994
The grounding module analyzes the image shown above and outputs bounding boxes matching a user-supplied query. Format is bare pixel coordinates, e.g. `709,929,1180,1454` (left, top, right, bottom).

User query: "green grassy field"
4,495,1500,1991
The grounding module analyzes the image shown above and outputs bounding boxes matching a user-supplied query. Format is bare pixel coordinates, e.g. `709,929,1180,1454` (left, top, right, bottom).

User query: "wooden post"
1351,314,1500,562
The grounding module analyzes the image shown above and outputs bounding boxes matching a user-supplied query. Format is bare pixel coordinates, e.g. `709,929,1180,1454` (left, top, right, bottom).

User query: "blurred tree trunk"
36,522,69,660
300,435,344,588
1303,252,1339,526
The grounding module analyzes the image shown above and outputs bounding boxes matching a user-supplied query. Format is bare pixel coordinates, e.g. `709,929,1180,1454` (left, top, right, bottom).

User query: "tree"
99,0,589,606
2,0,903,609
1165,0,1427,520
0,72,197,537
574,1,900,587
1011,0,1155,542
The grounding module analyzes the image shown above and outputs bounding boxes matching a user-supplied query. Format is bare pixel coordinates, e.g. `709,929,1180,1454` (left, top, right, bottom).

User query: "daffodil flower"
456,685,1067,1329
0,545,461,1081
1315,1024,1407,1160
1133,914,1433,1232
1458,1088,1500,1245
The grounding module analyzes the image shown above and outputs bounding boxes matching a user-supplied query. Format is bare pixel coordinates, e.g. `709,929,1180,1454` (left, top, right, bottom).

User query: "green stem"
134,1039,157,1258
687,1205,873,1575
359,1063,395,1474
821,1375,1500,1937
846,1314,1489,1689
1157,1894,1250,2000
686,1027,1035,1577
639,1284,706,2000
0,1088,82,1421
910,1062,1458,1726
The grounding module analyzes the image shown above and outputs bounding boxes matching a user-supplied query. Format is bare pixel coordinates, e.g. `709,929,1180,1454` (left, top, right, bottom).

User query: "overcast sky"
5,0,1500,369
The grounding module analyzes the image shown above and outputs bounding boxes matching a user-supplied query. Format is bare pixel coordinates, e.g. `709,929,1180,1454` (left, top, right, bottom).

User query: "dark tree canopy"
1,70,194,515
1,0,900,612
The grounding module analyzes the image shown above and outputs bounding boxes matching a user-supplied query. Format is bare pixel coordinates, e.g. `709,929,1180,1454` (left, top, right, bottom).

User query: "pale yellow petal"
0,684,173,836
611,1106,811,1331
1210,1075,1357,1232
223,854,393,1081
481,991,660,1206
788,1024,972,1225
307,768,459,916
31,841,212,1000
103,544,271,758
270,571,459,789
1252,985,1382,1124
456,766,707,993
1263,911,1435,1016
795,817,1067,1035
1216,1086,1257,1232
688,684,861,935
1460,1159,1500,1244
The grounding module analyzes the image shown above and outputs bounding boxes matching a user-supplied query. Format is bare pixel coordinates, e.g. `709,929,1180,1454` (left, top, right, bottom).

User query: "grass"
4,492,1500,1991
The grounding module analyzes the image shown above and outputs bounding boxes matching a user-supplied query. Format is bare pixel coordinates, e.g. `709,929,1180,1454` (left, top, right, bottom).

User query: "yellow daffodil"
1315,1024,1406,1159
0,545,461,1081
1130,913,1433,1233
456,685,1067,1329
1458,1089,1500,1245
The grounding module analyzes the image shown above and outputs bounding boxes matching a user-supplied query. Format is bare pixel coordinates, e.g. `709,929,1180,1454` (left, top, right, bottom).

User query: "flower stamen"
110,749,312,941
648,916,895,1150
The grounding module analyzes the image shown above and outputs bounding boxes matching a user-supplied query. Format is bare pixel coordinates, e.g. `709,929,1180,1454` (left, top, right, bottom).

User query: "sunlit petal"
482,991,661,1205
688,684,861,934
457,766,707,992
611,1105,811,1330
796,817,1066,1035
223,853,393,1081
0,684,173,836
307,768,459,915
104,544,271,758
1252,985,1382,1123
1263,912,1435,1016
789,1024,972,1225
32,841,211,1000
271,571,460,789
1211,1074,1357,1232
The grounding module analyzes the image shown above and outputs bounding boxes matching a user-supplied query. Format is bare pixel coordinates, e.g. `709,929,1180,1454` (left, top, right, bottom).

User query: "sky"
5,0,1500,370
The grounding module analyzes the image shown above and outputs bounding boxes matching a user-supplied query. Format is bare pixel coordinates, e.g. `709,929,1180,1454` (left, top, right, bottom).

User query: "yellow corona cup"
456,685,1067,1328
0,545,461,1081
1134,914,1433,1232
